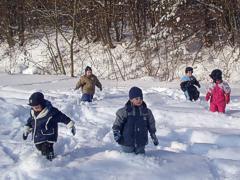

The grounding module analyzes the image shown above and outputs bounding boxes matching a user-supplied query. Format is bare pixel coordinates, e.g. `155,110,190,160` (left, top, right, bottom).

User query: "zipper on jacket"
33,116,37,141
134,123,137,148
134,107,140,148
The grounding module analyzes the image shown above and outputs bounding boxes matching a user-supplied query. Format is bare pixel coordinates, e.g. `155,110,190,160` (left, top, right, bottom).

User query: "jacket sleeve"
75,76,85,90
180,81,189,91
205,92,211,101
55,108,74,128
195,80,201,88
147,109,156,134
223,82,231,94
112,108,126,132
192,77,200,88
223,82,231,104
205,83,214,101
24,113,33,133
25,116,33,128
95,76,102,90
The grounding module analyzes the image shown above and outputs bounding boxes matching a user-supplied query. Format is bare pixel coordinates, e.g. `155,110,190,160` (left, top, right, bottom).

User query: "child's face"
32,105,43,112
86,70,92,77
130,97,143,106
186,71,192,77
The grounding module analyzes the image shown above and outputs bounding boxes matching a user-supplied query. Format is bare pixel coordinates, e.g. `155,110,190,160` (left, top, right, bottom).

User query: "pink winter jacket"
205,81,231,105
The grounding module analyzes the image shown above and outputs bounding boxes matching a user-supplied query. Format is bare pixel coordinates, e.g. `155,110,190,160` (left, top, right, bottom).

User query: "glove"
150,133,159,146
23,132,29,140
113,130,121,143
23,126,31,140
225,93,230,104
205,92,211,101
67,121,76,135
71,126,76,136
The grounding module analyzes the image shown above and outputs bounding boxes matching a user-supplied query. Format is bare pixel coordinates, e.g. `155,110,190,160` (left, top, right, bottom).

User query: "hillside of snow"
1,36,240,82
1,73,240,179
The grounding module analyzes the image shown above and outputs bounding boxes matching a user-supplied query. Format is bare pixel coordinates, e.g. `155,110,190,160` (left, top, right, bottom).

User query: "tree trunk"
18,0,25,46
70,0,77,77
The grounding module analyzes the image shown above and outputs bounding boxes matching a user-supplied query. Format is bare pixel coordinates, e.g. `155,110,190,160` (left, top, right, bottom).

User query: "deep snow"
0,73,240,180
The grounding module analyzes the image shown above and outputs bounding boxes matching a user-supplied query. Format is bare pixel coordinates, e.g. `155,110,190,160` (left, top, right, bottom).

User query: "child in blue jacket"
180,67,201,101
23,92,76,161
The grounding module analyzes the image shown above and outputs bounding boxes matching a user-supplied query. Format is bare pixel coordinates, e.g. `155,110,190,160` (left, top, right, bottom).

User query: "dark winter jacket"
25,101,74,144
112,101,156,147
180,75,200,92
180,75,200,101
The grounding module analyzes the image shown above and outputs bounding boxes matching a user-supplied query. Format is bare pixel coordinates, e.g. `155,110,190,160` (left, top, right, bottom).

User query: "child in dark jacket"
112,87,158,154
206,69,231,113
23,92,76,161
180,67,201,101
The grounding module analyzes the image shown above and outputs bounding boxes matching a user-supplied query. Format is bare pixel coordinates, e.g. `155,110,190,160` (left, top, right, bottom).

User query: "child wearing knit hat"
112,87,158,154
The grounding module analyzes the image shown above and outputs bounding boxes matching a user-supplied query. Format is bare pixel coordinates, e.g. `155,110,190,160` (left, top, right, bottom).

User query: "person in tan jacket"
75,66,102,102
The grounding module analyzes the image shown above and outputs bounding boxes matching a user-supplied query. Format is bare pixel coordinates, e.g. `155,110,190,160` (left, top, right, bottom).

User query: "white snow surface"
0,73,240,180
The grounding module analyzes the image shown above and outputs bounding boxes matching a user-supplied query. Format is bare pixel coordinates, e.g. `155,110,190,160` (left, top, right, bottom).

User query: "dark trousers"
81,93,93,102
187,86,199,101
35,142,54,160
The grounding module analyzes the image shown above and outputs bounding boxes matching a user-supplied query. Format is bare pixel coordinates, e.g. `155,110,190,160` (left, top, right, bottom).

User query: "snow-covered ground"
1,73,240,180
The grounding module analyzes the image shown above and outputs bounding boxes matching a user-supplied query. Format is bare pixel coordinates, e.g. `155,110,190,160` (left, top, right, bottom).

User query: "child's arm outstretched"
55,108,76,135
192,77,201,88
23,116,33,140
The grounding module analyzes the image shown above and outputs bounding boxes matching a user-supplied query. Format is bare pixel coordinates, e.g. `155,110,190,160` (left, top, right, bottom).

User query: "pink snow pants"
210,103,226,113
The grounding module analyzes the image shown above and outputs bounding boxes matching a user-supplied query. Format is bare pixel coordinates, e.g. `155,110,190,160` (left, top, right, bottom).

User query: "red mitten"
225,93,230,104
205,92,211,101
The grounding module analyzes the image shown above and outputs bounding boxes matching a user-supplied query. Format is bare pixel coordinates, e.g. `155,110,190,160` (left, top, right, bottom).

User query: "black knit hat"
209,69,222,82
129,87,143,100
28,92,45,106
185,67,193,73
85,66,92,72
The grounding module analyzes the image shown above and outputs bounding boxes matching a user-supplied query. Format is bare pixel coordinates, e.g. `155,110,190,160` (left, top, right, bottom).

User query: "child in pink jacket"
205,69,231,113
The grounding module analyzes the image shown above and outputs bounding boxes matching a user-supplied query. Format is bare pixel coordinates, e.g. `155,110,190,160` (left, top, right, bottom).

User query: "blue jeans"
121,145,145,154
81,93,93,102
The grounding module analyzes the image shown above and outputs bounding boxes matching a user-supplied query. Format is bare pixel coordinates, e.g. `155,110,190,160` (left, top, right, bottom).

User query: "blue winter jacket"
112,101,156,147
25,101,73,144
